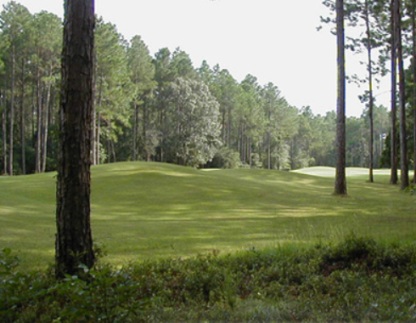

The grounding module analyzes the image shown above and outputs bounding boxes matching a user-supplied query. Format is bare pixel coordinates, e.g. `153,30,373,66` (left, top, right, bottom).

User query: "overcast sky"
1,0,391,117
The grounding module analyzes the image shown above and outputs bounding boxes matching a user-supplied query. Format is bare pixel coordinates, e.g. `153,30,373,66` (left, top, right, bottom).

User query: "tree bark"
334,0,347,195
390,0,399,185
96,112,101,164
91,109,96,165
41,83,51,172
20,57,26,174
364,0,374,183
395,0,409,189
9,45,15,175
56,0,95,278
1,91,6,175
35,67,42,173
133,102,138,160
412,0,416,184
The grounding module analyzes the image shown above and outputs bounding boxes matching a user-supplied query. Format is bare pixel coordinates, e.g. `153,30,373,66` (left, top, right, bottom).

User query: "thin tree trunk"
96,112,101,164
395,0,409,189
267,132,271,170
221,109,226,144
365,0,374,183
132,102,138,160
111,140,116,162
35,69,42,173
31,83,36,142
9,45,16,175
94,76,103,165
412,0,416,184
334,0,347,195
143,101,151,161
247,138,253,168
227,106,232,147
91,56,96,166
56,0,95,278
20,58,26,174
41,83,51,172
91,109,96,165
390,0,399,185
1,90,7,175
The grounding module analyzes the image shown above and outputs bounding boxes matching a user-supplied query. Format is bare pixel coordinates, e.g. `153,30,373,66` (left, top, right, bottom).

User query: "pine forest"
0,0,415,178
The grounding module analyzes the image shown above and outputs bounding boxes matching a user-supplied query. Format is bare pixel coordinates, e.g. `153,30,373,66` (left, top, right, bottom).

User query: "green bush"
1,237,416,322
207,147,241,169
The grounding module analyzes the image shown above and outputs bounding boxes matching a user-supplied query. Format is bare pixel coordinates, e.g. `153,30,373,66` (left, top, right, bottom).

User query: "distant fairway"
0,162,414,270
293,166,392,177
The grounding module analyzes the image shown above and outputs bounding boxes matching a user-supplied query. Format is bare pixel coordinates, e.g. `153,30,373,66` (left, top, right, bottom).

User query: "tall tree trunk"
247,137,253,168
143,102,151,161
91,109,96,165
94,76,104,165
221,109,226,144
56,0,95,279
390,0,399,185
110,138,116,162
41,83,51,172
412,0,416,184
20,58,26,174
132,102,138,160
365,0,374,183
334,0,347,195
267,132,271,170
226,106,231,147
395,0,409,189
31,84,36,142
35,70,42,173
96,112,101,164
1,91,6,175
9,45,16,176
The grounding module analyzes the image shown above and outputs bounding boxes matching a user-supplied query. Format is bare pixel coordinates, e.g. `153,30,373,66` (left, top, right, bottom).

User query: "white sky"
1,0,391,117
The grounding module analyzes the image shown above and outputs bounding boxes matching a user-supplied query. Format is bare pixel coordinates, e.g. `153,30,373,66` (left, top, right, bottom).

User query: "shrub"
207,147,241,169
1,237,416,322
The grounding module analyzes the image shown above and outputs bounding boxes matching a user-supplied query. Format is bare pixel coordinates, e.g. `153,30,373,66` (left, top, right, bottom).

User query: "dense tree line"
324,0,416,188
0,1,413,175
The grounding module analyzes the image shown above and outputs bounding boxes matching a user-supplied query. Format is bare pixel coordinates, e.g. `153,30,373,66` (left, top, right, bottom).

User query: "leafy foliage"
1,1,408,174
162,77,221,167
1,237,416,322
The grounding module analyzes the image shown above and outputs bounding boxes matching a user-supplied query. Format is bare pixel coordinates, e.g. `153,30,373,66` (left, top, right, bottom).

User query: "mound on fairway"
0,161,414,270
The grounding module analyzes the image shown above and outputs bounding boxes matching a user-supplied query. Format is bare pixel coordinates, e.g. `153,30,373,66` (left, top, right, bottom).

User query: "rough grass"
1,236,416,322
0,162,415,270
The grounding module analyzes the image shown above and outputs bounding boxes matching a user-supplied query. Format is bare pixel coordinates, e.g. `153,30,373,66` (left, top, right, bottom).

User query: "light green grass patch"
293,166,392,177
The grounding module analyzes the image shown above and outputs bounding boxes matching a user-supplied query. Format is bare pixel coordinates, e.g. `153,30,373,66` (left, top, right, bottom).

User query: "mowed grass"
0,162,415,270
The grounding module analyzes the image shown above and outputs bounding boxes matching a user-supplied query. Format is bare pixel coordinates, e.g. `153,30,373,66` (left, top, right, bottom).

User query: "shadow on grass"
1,162,415,269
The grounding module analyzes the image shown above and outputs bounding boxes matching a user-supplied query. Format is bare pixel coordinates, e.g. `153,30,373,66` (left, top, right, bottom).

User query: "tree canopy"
0,1,415,178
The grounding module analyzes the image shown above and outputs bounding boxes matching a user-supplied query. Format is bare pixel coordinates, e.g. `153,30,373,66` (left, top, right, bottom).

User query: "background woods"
0,0,414,177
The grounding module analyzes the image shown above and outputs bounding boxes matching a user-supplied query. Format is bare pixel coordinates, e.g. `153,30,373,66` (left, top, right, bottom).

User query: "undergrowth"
1,235,415,322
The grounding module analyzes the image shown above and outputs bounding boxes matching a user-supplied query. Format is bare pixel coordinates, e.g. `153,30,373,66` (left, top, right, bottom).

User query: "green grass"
0,162,415,270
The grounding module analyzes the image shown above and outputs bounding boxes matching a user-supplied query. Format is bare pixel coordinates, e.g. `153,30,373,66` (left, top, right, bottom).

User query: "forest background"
0,0,414,175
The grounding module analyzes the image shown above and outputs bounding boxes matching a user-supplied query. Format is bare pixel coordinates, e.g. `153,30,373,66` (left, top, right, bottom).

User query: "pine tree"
334,0,348,195
55,0,95,278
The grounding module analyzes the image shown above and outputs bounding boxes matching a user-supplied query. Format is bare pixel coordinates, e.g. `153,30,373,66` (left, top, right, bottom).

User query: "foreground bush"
1,236,416,322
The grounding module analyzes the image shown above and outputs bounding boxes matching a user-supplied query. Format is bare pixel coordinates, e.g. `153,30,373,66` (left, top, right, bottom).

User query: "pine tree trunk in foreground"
334,0,347,196
55,0,95,278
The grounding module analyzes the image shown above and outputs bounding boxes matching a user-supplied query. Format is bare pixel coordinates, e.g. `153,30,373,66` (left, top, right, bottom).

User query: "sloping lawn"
0,162,414,270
